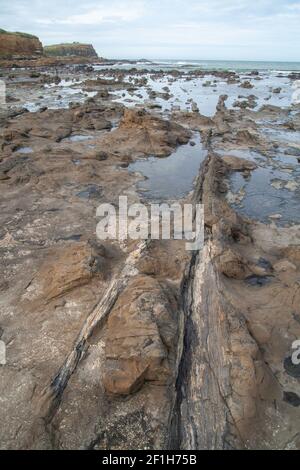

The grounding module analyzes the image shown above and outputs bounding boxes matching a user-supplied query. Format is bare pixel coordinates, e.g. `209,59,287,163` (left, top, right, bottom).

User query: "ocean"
153,59,300,72
106,59,300,73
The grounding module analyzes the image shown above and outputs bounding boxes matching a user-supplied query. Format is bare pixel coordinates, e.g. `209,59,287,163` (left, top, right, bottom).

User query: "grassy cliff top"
0,28,38,39
44,42,93,49
44,43,98,57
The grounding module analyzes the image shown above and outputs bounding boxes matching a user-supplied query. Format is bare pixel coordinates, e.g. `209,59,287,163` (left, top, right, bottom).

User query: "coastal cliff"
0,29,43,58
0,30,99,66
44,43,98,58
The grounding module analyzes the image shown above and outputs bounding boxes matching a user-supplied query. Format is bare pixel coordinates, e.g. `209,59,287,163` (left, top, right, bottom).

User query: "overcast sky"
1,0,300,61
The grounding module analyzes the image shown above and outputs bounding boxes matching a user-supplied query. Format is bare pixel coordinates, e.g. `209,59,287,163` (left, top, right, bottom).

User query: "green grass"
0,28,38,39
44,43,88,49
44,43,96,57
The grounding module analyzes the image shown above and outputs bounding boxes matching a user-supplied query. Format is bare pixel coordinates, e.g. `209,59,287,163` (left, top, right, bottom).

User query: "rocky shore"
0,59,299,449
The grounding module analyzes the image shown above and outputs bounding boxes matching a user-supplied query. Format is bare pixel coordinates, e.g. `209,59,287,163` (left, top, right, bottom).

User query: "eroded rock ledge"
171,153,300,450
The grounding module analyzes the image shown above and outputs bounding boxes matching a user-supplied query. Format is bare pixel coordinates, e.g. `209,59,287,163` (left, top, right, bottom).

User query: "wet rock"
283,392,300,407
216,94,228,112
240,81,254,89
215,248,251,279
285,147,300,157
191,101,199,113
285,181,298,192
233,99,250,109
55,234,82,242
76,184,102,200
284,357,300,378
94,119,112,131
6,95,20,103
0,155,28,180
223,155,257,171
29,72,41,78
3,128,30,142
53,76,61,85
54,126,72,142
95,151,108,161
257,257,273,271
234,129,260,146
245,275,273,286
148,103,163,110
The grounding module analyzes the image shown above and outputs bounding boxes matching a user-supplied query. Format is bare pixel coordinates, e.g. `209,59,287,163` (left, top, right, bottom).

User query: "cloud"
1,0,300,60
191,0,251,15
56,2,145,25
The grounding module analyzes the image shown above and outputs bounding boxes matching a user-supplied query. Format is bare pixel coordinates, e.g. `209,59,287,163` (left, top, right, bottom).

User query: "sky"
1,0,300,61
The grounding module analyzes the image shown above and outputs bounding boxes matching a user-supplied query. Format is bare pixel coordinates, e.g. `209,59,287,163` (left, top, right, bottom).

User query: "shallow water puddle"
262,127,300,145
216,142,300,225
76,184,102,199
272,151,299,169
128,133,207,201
229,162,300,225
16,147,33,154
65,134,93,143
24,86,97,112
246,275,274,286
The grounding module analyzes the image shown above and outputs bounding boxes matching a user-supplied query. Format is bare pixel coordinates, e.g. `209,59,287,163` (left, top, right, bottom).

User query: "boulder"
36,241,107,302
215,247,251,279
222,155,257,171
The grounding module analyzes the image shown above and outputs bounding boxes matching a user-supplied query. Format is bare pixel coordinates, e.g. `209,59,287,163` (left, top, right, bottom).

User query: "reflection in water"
128,133,207,201
64,134,93,142
16,147,33,154
221,146,300,226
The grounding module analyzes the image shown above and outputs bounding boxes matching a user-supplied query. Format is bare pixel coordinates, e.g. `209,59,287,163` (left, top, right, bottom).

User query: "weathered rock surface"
100,108,191,158
170,154,300,450
222,155,257,171
34,241,107,302
104,275,178,395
